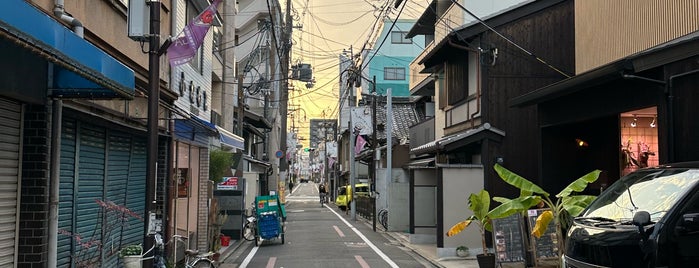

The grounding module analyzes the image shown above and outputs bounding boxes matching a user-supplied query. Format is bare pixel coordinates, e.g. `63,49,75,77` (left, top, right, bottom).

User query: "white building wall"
171,0,215,121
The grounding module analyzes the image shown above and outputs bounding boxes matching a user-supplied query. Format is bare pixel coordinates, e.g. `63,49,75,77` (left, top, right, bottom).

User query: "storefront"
1,0,139,266
511,31,699,189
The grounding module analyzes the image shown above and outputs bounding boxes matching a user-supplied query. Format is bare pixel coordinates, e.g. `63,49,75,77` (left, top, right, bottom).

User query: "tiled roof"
372,98,421,142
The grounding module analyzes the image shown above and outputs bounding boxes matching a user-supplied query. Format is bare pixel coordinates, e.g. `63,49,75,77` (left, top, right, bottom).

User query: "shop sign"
217,176,238,190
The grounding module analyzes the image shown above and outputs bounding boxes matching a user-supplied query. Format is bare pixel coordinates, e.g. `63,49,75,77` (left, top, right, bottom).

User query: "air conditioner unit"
128,0,150,41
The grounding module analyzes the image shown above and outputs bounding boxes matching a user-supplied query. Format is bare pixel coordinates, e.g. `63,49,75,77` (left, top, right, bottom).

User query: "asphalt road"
219,182,434,268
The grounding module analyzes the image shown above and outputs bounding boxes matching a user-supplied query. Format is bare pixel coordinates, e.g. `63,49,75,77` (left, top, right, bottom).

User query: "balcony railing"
409,117,435,150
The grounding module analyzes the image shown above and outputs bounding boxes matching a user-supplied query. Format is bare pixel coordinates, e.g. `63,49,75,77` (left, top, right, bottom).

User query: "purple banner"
168,0,222,67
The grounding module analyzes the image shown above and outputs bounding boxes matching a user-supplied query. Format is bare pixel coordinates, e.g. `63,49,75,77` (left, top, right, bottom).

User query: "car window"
583,169,699,221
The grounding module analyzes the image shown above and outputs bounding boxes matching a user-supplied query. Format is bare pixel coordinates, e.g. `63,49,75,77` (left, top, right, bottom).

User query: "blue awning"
0,0,135,99
189,115,244,149
216,126,244,150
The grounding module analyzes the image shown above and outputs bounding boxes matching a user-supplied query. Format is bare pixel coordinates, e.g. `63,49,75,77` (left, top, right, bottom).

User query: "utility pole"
144,0,161,264
279,0,292,194
237,74,244,136
348,46,356,221
371,75,377,231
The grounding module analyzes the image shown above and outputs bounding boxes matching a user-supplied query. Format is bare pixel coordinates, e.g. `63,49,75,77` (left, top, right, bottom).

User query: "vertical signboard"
527,209,559,267
491,213,527,267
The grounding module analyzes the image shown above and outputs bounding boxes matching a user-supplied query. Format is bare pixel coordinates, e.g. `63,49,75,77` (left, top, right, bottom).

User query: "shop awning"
216,125,244,150
0,0,135,99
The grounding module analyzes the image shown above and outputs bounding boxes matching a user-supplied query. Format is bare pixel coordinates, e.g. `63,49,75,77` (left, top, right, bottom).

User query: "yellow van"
335,183,369,211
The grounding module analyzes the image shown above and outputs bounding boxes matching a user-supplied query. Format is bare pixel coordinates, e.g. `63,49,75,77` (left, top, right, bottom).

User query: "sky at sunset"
285,0,425,144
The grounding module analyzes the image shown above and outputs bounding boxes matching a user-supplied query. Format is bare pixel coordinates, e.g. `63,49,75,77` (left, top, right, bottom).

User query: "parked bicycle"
142,232,218,268
169,234,217,268
378,208,388,230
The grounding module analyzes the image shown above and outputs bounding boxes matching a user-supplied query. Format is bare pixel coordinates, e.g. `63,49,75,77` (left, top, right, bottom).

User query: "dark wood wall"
666,57,699,163
480,0,575,198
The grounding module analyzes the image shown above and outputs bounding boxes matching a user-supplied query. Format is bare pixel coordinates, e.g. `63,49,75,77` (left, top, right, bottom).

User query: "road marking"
328,207,400,268
355,255,370,268
333,225,345,237
239,245,259,268
266,257,277,268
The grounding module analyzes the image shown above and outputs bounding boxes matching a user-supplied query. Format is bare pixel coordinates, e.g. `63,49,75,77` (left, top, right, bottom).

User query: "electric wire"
448,0,571,78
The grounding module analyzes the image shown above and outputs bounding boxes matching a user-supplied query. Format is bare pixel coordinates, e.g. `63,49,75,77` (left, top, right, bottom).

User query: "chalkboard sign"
491,214,527,264
527,209,559,263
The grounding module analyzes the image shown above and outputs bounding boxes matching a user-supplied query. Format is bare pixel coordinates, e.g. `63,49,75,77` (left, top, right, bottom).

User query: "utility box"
128,0,149,41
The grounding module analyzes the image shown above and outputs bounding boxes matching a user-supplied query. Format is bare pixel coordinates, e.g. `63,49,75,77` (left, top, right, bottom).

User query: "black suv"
563,162,699,267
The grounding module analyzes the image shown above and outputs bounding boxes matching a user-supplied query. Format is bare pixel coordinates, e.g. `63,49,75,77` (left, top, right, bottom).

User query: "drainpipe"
54,0,84,36
666,69,699,163
49,1,83,267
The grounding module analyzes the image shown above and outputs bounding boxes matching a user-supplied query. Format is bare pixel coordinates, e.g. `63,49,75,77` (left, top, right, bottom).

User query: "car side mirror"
676,212,699,235
633,211,651,240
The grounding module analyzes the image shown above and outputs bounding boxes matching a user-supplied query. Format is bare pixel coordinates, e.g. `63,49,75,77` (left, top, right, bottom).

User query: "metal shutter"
58,119,147,267
75,123,107,265
0,98,21,267
57,118,77,268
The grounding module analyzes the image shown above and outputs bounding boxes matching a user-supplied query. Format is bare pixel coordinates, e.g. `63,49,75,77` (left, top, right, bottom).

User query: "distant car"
300,178,307,183
563,162,699,267
335,183,370,211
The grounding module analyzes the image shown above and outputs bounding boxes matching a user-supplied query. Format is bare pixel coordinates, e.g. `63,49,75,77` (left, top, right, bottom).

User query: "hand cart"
253,194,286,246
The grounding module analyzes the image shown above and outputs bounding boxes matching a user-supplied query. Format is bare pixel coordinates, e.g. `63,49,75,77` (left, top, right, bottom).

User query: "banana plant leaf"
556,170,601,198
492,197,511,204
489,196,542,219
494,163,548,196
531,210,554,238
469,190,490,222
446,216,476,237
561,195,597,217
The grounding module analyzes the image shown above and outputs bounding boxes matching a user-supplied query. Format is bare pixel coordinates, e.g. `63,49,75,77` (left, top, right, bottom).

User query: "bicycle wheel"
243,221,256,241
192,258,216,268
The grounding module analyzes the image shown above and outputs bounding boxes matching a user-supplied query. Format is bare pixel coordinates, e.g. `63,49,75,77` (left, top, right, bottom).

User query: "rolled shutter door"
0,98,21,267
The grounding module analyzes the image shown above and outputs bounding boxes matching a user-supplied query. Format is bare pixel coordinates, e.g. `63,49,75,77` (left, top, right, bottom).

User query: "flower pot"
121,255,142,268
476,253,495,268
221,235,231,247
456,248,469,257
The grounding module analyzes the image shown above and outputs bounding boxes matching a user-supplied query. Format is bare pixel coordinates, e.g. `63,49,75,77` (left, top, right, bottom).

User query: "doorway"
620,107,659,176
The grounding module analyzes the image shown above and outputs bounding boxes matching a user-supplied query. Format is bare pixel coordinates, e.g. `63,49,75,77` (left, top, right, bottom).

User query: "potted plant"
119,244,143,268
446,189,536,268
456,245,470,257
493,163,600,266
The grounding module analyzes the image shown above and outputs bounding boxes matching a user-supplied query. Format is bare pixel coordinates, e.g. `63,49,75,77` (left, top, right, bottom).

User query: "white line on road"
327,207,400,268
333,225,345,237
239,245,259,268
266,257,277,268
355,255,371,268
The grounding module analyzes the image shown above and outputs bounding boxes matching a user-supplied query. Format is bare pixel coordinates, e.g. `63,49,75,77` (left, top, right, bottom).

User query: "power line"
449,0,571,78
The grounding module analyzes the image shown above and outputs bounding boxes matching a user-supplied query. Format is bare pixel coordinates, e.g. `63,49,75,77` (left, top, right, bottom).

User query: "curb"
383,231,447,268
218,239,246,264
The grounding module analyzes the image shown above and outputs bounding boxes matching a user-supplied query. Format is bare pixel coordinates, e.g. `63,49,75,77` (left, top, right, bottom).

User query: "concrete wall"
440,166,485,258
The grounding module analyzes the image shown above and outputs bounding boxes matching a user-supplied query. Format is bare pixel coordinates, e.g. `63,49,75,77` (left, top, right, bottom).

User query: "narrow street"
219,182,434,268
